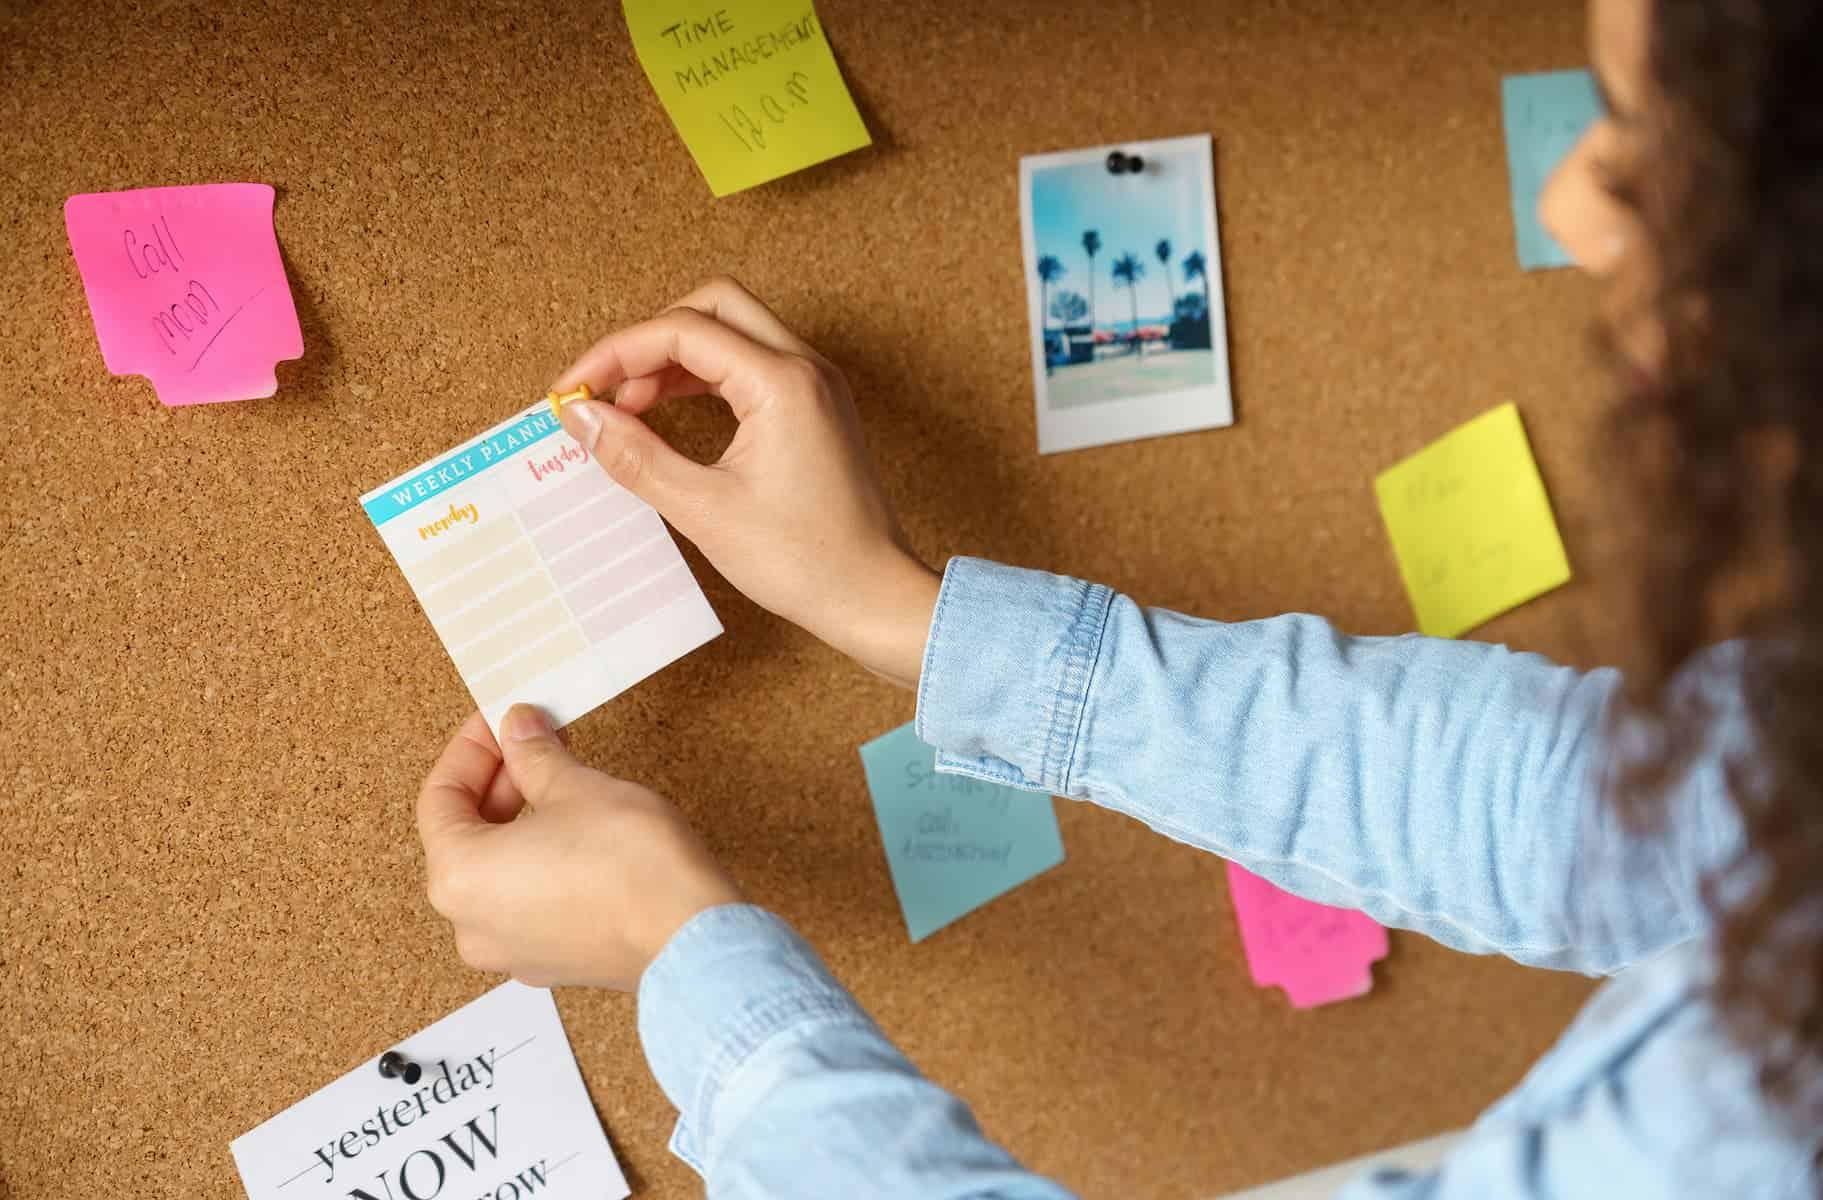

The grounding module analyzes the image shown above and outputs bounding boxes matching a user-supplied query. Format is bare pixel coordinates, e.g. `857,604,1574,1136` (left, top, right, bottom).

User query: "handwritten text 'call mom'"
123,213,223,359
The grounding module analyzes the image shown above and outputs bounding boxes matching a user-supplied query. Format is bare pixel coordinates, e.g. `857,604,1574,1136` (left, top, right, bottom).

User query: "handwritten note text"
64,184,303,406
623,0,870,196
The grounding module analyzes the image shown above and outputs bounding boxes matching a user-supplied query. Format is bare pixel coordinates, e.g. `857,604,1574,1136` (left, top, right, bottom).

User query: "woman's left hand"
413,706,743,990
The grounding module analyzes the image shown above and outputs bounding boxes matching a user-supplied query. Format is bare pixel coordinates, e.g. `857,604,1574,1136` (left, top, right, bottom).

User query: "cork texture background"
0,1,1615,1196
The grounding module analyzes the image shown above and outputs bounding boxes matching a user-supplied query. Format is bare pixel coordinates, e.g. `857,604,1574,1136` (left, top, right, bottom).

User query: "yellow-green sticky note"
623,2,871,197
1374,403,1571,638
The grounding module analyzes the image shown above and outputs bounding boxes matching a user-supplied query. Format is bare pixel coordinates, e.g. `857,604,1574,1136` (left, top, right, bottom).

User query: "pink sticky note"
1226,862,1389,1009
64,184,303,406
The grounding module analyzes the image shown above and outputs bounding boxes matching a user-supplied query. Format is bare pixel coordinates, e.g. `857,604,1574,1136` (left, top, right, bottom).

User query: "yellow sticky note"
623,2,871,197
1374,403,1572,638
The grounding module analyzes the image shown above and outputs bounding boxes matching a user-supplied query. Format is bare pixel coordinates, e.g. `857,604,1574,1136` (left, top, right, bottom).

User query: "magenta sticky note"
63,184,303,406
1226,863,1389,1009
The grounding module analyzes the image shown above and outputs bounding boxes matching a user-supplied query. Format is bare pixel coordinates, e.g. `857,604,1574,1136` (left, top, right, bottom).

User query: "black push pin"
1105,151,1145,175
378,1051,422,1085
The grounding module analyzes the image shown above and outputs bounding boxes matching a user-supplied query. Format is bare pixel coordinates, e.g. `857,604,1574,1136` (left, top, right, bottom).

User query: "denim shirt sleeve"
638,903,1079,1198
917,558,1744,975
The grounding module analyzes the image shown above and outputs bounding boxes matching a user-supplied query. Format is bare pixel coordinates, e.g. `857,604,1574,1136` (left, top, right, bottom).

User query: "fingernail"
503,705,553,742
560,399,604,447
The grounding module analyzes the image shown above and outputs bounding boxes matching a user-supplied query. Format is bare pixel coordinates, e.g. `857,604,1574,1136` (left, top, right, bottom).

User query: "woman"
412,0,1823,1194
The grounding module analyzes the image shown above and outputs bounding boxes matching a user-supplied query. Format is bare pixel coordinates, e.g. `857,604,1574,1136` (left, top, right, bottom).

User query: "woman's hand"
415,706,742,990
550,276,940,688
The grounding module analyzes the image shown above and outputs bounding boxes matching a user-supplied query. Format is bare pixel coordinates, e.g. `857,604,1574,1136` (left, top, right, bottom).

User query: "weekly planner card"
64,184,303,405
1375,403,1571,639
231,983,628,1200
360,402,721,734
859,724,1065,942
1501,70,1604,270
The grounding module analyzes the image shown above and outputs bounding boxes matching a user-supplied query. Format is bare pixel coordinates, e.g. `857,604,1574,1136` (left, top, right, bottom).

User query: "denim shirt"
636,558,1818,1198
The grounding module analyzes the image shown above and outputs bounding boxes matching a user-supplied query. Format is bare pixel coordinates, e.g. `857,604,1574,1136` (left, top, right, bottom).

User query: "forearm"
639,904,1076,1199
916,558,1735,974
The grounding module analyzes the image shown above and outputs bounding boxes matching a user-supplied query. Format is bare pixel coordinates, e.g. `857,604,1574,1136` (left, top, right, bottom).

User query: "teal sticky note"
859,723,1065,943
1501,70,1604,270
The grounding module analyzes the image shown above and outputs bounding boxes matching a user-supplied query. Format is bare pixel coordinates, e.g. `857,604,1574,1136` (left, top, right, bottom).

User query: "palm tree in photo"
1035,254,1065,375
1081,229,1102,342
1183,250,1211,313
1111,252,1145,357
1154,239,1175,341
1036,255,1065,329
1050,289,1089,326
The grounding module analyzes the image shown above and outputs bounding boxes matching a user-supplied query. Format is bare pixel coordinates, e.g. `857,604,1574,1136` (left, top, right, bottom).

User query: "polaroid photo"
1019,133,1234,454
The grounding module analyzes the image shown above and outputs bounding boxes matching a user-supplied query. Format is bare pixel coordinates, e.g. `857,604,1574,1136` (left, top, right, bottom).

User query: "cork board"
0,0,1615,1195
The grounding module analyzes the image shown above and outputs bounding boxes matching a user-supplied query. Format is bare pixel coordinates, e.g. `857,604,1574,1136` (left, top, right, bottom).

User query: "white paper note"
231,983,629,1200
360,401,722,735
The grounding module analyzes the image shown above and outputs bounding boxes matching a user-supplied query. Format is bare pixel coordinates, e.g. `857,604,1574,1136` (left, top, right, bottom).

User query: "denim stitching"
1058,585,1114,797
1039,579,1105,788
914,559,959,746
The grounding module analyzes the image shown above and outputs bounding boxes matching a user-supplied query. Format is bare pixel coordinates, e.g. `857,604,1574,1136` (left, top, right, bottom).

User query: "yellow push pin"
546,382,593,422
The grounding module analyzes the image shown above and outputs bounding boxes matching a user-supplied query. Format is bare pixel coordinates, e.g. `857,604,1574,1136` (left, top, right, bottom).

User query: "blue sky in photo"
1031,150,1209,330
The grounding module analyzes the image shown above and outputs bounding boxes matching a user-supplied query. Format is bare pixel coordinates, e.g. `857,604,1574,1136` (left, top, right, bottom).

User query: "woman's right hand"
550,277,941,687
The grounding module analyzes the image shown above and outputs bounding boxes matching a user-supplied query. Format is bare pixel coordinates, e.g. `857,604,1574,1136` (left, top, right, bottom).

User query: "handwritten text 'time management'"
662,9,821,94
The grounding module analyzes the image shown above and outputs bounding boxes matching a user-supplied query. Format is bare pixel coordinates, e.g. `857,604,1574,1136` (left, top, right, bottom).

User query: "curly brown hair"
1607,0,1823,1137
